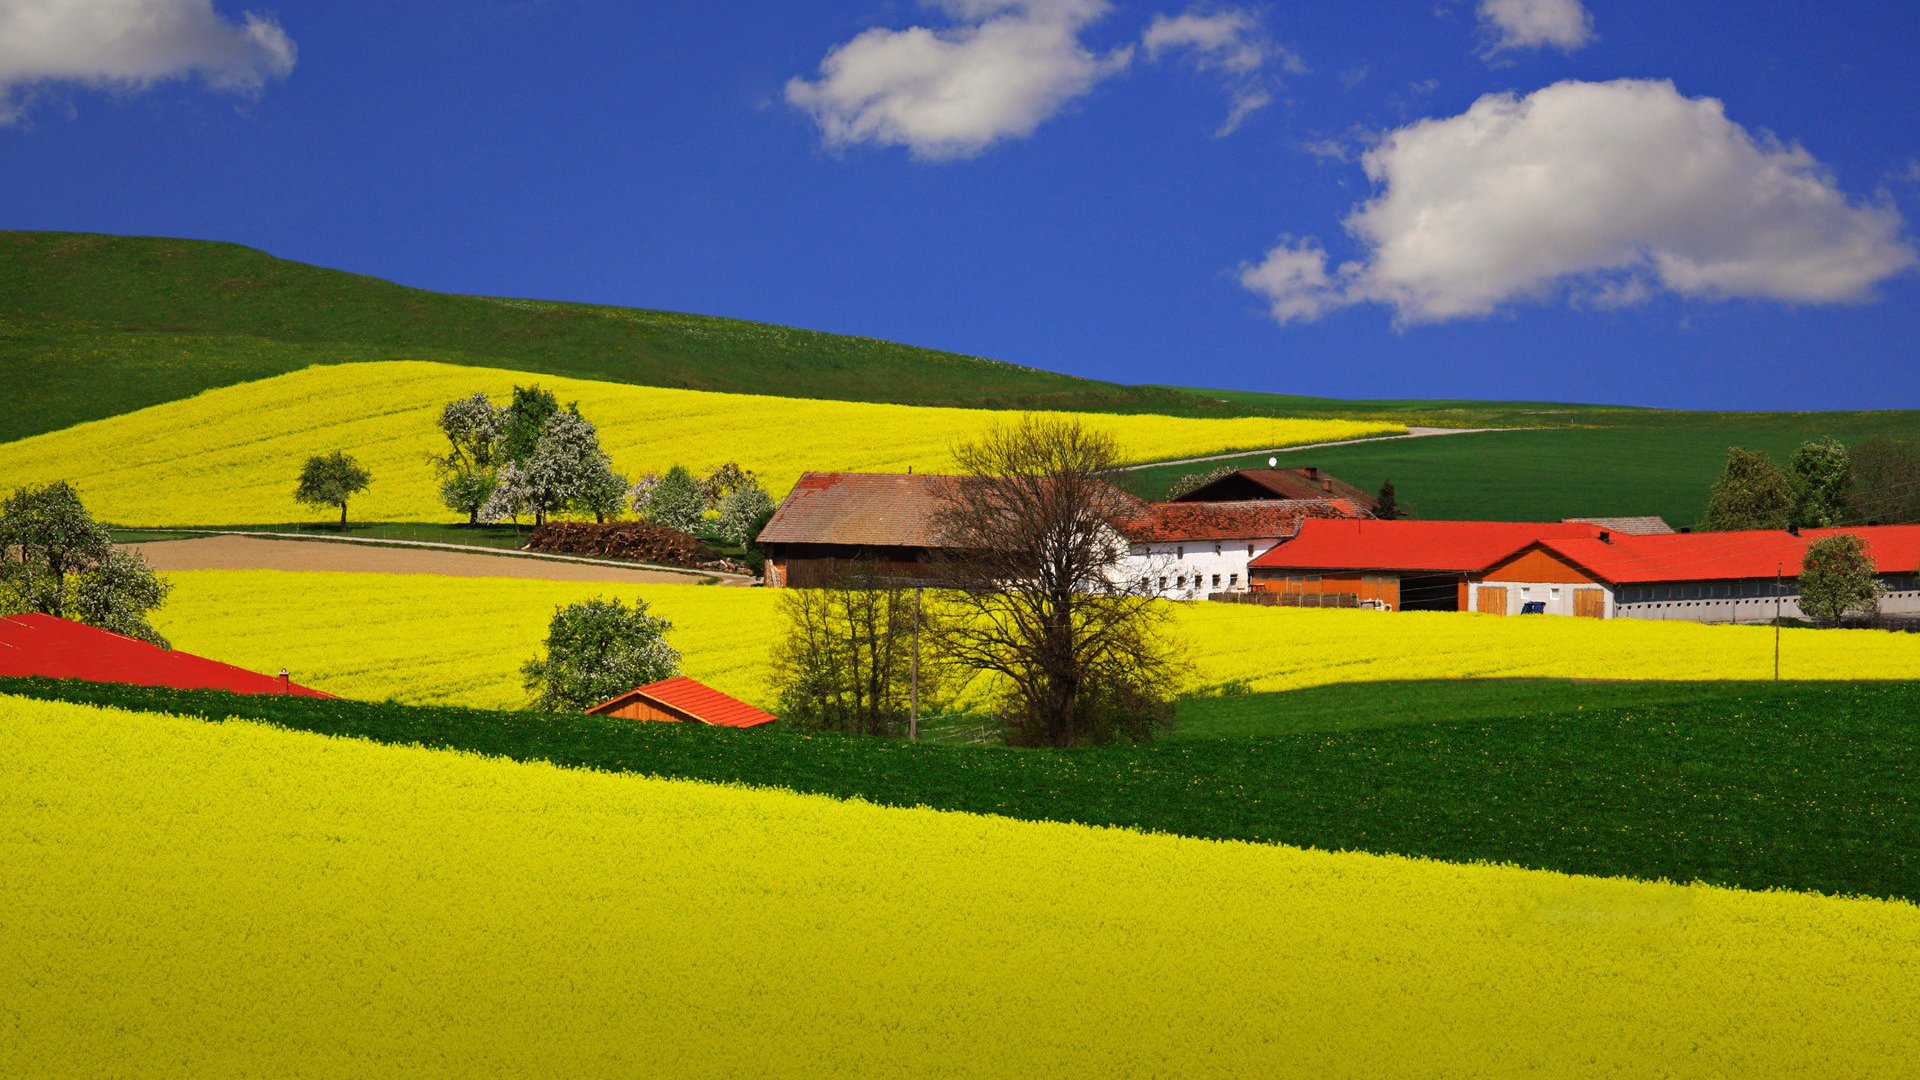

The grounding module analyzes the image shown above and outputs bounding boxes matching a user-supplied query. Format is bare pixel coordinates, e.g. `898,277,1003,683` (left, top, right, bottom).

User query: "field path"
1121,425,1507,471
124,535,736,585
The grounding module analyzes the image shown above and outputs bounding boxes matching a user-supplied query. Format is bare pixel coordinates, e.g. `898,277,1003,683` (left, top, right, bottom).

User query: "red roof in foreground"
588,676,777,728
1252,519,1604,573
1531,526,1920,584
0,613,333,697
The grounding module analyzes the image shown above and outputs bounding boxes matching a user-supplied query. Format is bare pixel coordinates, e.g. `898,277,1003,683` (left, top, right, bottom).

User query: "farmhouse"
1251,521,1920,622
1118,499,1365,599
587,676,777,727
0,612,333,696
757,470,1364,596
1172,467,1377,513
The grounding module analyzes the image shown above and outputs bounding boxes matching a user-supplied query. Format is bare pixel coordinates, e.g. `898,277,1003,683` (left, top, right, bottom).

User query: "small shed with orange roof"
586,676,778,728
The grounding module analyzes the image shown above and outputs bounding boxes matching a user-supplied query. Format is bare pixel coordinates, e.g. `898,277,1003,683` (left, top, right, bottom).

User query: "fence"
1208,590,1363,609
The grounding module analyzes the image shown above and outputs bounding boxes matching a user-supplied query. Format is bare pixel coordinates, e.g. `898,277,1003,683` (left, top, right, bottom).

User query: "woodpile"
523,523,749,575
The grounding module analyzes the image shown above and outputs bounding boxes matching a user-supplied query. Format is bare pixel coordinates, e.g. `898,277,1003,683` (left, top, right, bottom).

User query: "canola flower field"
0,359,1399,526
3,696,1916,1079
155,570,1920,710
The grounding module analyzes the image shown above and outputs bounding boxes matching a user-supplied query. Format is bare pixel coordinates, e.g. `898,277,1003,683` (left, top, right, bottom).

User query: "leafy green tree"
1700,447,1793,532
295,450,373,527
0,481,171,646
1797,533,1883,625
522,597,681,712
715,475,777,546
1373,479,1403,520
1846,435,1920,526
1790,438,1853,529
439,470,498,525
641,465,706,533
576,462,631,524
500,384,560,465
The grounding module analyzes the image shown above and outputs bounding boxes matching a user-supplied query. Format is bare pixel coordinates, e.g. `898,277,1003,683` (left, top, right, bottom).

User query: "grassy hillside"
12,693,1914,1078
10,676,1919,902
1124,413,1920,526
0,231,1261,444
0,360,1395,526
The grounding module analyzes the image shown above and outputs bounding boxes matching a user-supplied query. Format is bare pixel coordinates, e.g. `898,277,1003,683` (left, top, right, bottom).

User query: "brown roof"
758,471,1159,549
1563,516,1677,536
757,472,958,548
1119,499,1363,543
1173,468,1378,509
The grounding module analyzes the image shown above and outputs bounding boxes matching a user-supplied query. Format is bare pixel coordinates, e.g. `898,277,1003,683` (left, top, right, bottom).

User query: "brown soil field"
123,535,712,585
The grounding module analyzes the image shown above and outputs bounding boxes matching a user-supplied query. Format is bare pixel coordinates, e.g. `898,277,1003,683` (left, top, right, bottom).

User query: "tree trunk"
468,508,479,525
339,502,348,527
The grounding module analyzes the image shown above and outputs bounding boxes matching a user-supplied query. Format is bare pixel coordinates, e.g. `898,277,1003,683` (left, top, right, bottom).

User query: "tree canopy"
1700,448,1794,532
1797,533,1883,625
0,481,171,646
521,597,681,712
295,451,372,526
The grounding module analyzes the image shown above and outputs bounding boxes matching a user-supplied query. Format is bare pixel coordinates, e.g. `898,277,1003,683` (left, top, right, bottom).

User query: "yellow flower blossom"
0,360,1398,526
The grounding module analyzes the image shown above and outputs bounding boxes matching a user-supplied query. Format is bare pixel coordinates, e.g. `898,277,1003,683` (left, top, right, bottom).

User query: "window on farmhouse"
1247,544,1255,557
1212,574,1221,588
1176,546,1185,558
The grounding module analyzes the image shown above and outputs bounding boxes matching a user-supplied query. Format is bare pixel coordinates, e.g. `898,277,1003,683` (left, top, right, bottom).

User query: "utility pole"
909,585,921,741
1774,563,1783,682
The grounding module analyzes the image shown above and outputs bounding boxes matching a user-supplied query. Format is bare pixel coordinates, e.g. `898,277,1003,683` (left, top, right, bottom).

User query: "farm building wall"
1127,538,1284,599
1251,571,1402,609
763,544,937,588
1478,548,1613,618
596,698,695,724
1612,575,1920,624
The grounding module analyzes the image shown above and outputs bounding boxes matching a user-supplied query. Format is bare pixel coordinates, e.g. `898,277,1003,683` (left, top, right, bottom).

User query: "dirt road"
124,535,714,585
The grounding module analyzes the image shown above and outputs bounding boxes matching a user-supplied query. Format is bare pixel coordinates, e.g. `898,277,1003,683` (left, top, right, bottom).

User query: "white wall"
1122,537,1282,600
1616,587,1920,624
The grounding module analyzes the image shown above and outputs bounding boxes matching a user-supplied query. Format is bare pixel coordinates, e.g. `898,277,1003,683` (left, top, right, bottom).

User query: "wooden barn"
587,676,777,728
754,472,960,588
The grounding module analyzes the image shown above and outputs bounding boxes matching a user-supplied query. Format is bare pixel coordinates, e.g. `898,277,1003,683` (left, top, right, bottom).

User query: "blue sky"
5,1,1919,409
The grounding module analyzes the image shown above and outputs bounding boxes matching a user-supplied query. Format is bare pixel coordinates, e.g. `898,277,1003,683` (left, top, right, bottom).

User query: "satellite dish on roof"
1268,456,1278,468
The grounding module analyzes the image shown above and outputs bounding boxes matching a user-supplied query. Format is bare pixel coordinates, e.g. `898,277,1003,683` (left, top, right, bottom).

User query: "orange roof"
1530,526,1920,585
1251,519,1603,574
588,676,777,728
0,613,334,697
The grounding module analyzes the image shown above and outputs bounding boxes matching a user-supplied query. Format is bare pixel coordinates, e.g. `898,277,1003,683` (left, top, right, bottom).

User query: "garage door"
1477,586,1509,615
1575,589,1607,619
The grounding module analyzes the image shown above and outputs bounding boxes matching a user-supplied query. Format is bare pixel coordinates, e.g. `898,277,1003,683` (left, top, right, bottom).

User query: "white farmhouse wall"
1122,537,1283,600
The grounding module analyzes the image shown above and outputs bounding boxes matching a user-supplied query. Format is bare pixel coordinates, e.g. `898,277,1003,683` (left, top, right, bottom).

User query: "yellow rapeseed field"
0,359,1399,526
3,695,1916,1078
154,570,1920,709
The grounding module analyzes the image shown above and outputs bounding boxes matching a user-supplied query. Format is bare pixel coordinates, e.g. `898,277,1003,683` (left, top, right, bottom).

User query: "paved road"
1120,426,1507,472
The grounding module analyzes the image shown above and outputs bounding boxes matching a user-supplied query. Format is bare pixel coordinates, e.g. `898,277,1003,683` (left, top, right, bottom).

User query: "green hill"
0,231,1261,444
1132,386,1920,527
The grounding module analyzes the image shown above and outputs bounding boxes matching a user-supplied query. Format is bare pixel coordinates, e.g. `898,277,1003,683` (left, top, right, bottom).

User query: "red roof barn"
587,676,777,728
0,613,333,696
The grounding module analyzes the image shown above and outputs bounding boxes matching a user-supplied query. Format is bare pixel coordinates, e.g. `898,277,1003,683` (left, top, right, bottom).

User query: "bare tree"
929,416,1181,747
770,564,936,736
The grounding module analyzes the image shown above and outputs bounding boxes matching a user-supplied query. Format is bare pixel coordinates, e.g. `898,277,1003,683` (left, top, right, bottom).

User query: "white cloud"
1241,79,1917,325
0,0,295,124
1477,0,1594,54
1142,7,1301,136
784,0,1129,161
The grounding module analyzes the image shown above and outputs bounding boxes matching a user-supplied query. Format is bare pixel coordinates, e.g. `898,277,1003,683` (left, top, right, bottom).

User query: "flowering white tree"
716,476,776,546
479,407,617,526
522,597,681,712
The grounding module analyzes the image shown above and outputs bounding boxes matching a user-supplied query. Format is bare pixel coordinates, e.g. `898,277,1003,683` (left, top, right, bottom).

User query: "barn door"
1477,586,1509,615
1574,589,1607,619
